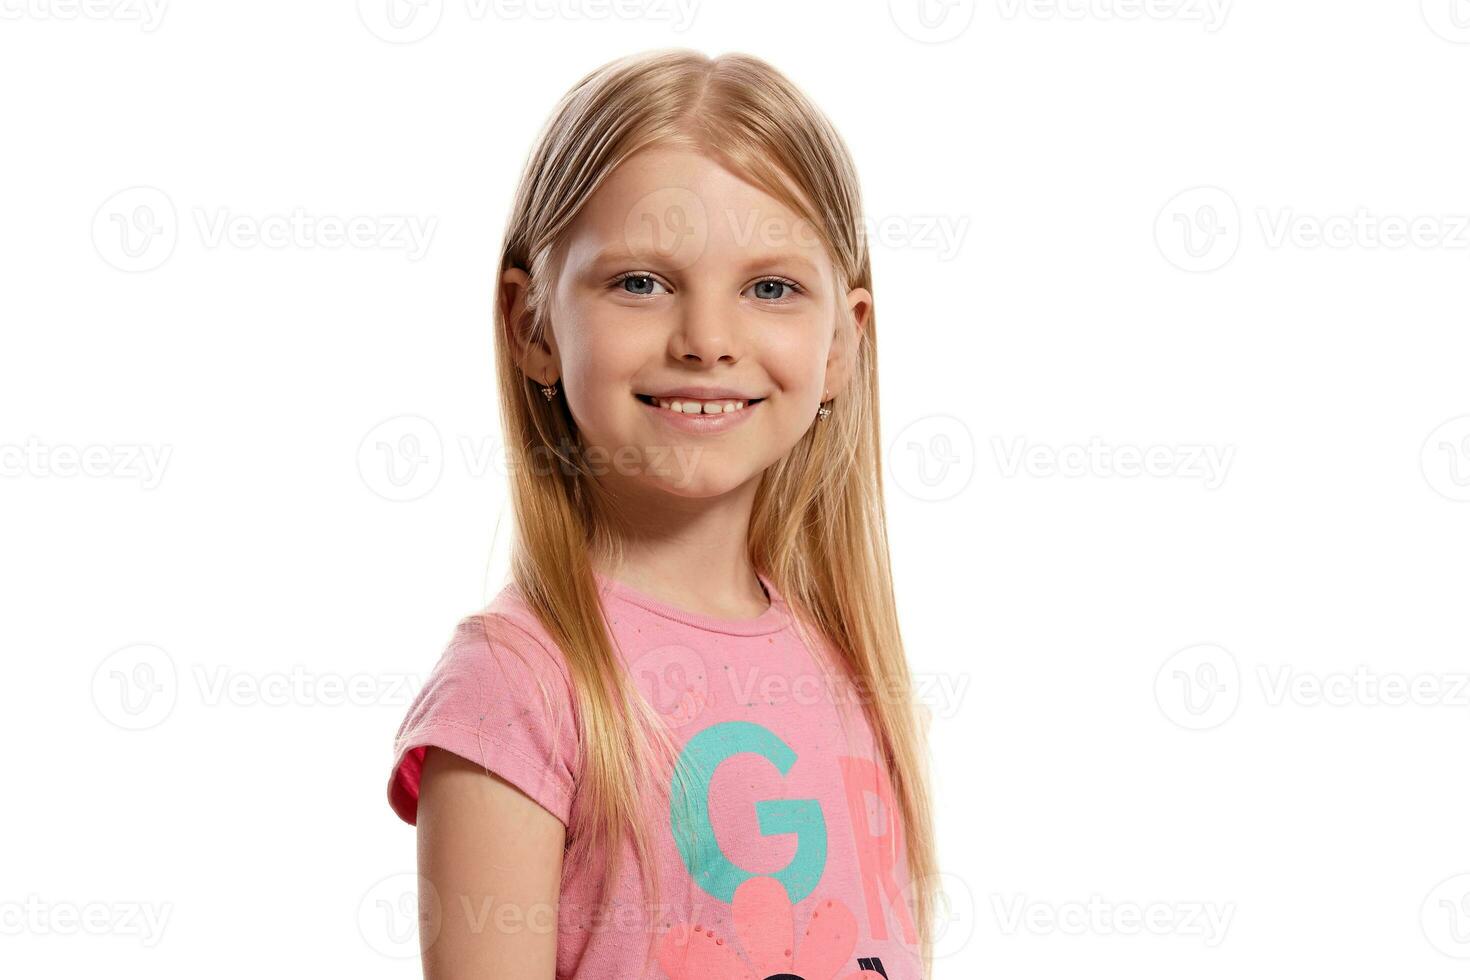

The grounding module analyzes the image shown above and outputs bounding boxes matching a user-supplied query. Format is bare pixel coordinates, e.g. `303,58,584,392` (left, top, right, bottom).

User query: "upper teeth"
652,397,747,414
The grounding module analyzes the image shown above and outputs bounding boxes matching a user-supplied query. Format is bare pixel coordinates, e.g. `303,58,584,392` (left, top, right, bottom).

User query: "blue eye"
611,273,802,301
617,274,668,296
747,277,801,302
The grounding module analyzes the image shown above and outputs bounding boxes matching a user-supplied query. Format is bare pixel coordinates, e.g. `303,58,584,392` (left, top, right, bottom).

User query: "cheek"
756,315,832,395
555,307,655,429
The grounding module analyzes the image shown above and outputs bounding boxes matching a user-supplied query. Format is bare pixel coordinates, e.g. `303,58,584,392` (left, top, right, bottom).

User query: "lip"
637,395,762,434
639,385,763,400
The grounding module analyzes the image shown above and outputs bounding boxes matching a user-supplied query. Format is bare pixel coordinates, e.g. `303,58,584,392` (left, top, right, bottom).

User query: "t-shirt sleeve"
386,611,580,829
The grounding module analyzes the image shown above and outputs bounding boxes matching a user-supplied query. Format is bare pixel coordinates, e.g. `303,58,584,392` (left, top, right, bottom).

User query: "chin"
646,466,756,499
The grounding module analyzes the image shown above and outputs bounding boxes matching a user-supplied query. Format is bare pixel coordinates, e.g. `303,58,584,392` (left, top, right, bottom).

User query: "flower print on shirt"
657,875,888,980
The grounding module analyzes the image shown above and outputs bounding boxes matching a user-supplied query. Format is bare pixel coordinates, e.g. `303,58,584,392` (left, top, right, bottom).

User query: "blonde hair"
492,48,939,976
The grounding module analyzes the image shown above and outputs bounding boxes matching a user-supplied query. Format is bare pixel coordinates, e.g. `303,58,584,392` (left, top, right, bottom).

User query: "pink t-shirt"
386,570,922,979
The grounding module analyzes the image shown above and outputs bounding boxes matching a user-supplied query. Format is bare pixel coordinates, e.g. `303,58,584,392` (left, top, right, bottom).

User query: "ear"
501,266,559,387
821,285,872,402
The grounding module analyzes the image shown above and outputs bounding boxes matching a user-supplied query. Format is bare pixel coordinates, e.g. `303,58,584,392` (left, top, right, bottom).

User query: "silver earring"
816,392,831,420
541,378,558,400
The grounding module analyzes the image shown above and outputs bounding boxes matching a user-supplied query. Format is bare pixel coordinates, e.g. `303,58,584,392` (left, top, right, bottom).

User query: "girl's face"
504,147,871,500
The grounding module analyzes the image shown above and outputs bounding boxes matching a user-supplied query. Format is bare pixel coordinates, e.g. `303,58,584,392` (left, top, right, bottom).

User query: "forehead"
559,147,831,277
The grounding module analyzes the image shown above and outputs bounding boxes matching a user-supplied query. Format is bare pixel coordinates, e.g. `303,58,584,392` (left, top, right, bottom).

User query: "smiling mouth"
634,394,766,415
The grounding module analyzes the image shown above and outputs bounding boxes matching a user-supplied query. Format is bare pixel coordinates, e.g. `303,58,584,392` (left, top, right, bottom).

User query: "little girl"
385,48,939,980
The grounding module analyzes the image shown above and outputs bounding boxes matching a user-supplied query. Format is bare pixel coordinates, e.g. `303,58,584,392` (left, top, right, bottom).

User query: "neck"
591,472,769,619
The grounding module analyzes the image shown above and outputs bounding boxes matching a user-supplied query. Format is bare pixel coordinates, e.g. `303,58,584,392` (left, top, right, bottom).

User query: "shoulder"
387,580,582,827
441,582,575,692
401,581,582,751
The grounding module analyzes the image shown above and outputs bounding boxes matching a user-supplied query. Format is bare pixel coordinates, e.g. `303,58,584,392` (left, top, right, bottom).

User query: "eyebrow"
586,246,822,280
585,246,661,269
735,252,822,279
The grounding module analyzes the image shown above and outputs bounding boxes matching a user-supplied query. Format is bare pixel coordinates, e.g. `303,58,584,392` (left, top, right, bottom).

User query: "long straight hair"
491,48,939,976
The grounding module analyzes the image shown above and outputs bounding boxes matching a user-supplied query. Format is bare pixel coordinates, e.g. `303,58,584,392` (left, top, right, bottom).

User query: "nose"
670,287,740,364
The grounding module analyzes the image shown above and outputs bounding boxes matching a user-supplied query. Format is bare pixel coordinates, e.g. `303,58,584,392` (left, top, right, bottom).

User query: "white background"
3,1,1469,977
